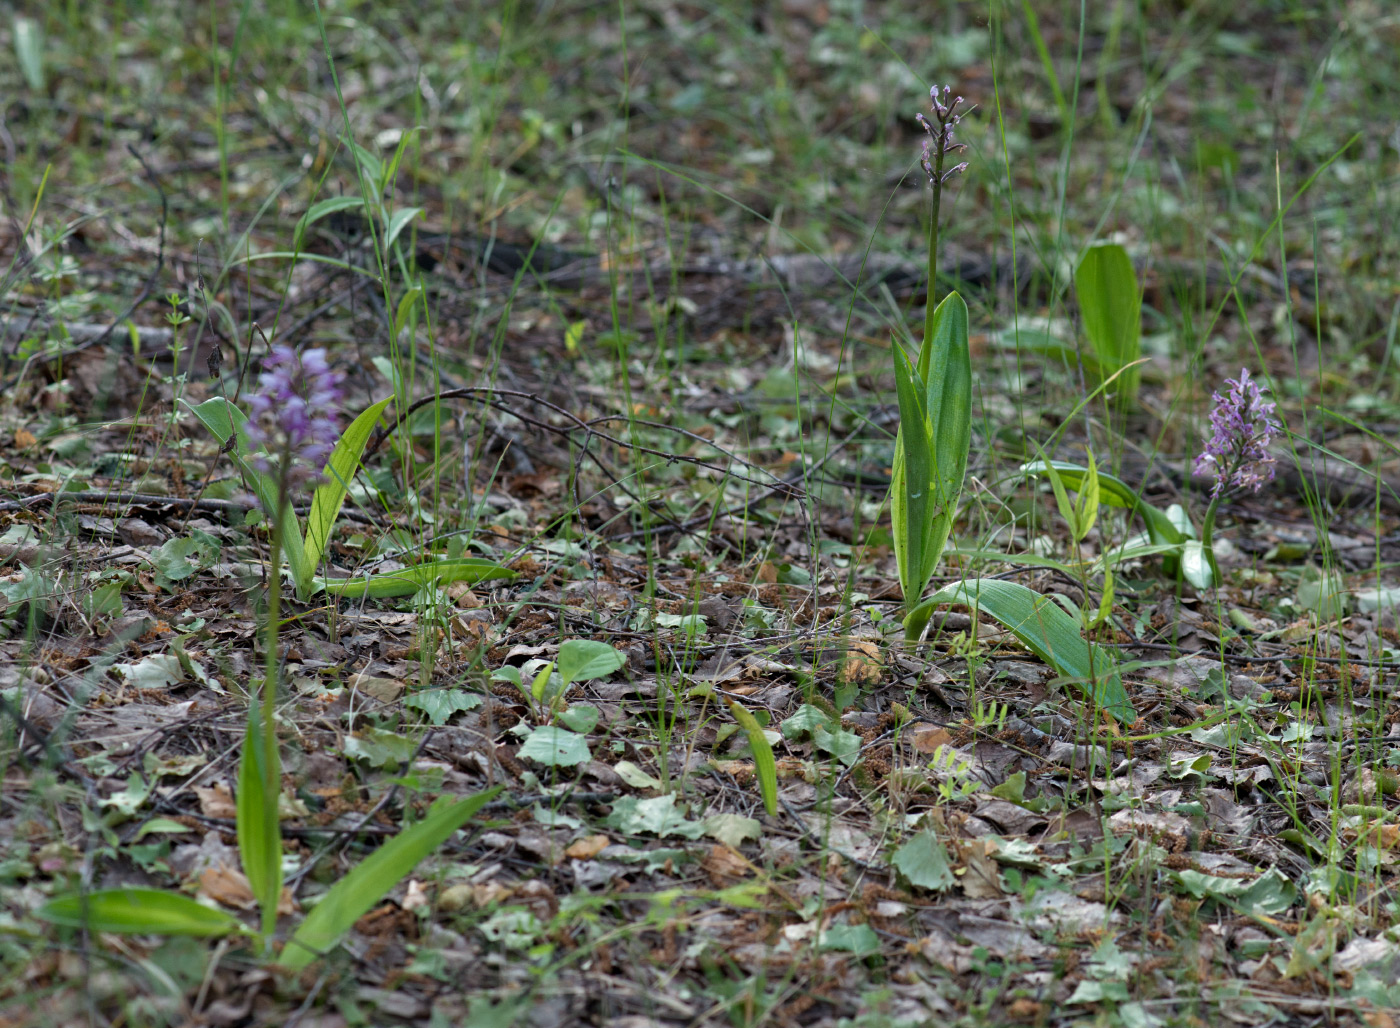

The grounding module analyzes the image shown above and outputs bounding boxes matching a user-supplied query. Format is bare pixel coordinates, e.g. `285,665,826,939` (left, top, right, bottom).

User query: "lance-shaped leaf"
37,888,246,938
728,701,778,817
237,702,282,940
317,557,515,598
1075,243,1141,409
924,578,1135,724
1019,460,1218,583
279,786,501,971
891,292,972,641
303,396,393,580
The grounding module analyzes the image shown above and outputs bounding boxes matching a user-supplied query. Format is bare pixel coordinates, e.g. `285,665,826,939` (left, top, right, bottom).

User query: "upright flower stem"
926,153,944,339
917,86,968,349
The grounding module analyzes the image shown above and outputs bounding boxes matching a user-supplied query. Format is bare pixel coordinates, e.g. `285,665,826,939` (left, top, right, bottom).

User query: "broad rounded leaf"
892,830,956,891
556,639,626,684
518,726,591,767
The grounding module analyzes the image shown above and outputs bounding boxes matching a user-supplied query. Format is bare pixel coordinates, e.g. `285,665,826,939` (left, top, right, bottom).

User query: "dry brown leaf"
908,724,952,754
565,834,612,860
349,672,404,704
199,866,256,909
701,843,753,883
194,783,237,819
958,839,1004,899
842,654,882,686
199,865,298,914
756,562,778,584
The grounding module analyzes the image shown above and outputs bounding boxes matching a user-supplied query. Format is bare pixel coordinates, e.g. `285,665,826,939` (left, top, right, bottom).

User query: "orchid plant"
39,345,500,968
893,85,1135,724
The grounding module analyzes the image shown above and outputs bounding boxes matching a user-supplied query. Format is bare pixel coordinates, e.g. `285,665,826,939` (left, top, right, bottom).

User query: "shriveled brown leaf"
565,834,612,860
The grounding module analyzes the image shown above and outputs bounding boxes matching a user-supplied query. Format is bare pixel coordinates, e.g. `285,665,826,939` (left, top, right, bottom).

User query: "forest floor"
2,2,1400,1026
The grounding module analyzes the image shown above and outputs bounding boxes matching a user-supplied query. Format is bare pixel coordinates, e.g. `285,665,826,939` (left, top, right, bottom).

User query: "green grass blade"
237,704,282,939
302,396,393,590
37,888,244,938
1075,243,1141,408
928,578,1135,724
317,558,516,598
728,700,778,817
280,786,502,971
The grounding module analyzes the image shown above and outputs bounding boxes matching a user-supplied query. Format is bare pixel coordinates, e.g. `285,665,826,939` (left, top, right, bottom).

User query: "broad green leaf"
556,704,599,734
1075,243,1141,407
344,726,419,769
892,829,956,891
780,704,832,739
302,395,393,593
556,639,627,685
13,17,44,93
891,292,972,641
292,196,364,253
705,813,762,847
813,725,863,767
605,795,707,839
405,688,481,725
318,558,515,598
925,578,1135,724
1180,541,1218,590
817,923,881,956
280,787,501,971
37,888,244,938
1173,867,1296,915
728,701,778,816
237,705,282,939
517,726,591,767
385,207,424,251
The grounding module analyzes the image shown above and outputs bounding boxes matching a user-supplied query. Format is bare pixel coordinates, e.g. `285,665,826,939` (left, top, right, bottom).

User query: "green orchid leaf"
926,578,1135,724
555,640,627,685
280,787,501,971
185,396,310,592
728,700,778,816
292,196,365,253
892,291,972,641
37,888,245,938
236,703,282,939
302,395,393,592
1075,243,1142,408
318,558,515,598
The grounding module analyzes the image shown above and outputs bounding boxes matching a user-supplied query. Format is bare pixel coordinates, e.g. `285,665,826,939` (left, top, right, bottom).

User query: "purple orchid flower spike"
244,344,345,492
1194,368,1282,499
916,85,970,185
